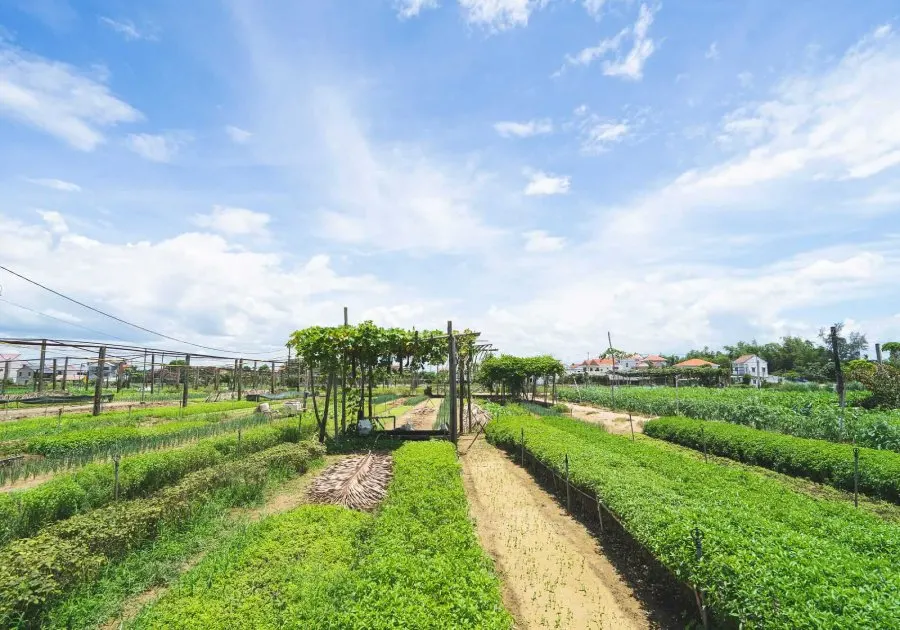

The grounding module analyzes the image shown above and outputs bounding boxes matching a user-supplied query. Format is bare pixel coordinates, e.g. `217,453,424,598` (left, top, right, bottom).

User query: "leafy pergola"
288,322,449,442
476,354,565,401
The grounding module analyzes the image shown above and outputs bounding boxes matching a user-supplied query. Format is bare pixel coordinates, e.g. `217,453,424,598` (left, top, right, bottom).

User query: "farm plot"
131,441,511,629
0,440,324,627
487,413,900,629
644,416,900,503
557,385,900,451
0,419,315,545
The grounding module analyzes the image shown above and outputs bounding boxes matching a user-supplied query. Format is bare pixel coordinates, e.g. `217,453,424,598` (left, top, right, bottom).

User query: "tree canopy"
477,354,565,398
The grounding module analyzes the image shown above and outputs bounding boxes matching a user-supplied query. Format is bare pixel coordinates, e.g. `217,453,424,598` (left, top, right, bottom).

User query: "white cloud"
191,206,271,236
523,230,566,252
562,4,658,80
25,178,82,192
458,0,545,31
583,0,607,19
0,41,142,150
35,209,68,234
0,212,388,350
705,41,719,60
737,71,753,87
99,17,156,42
125,133,187,163
494,119,553,137
225,125,253,144
396,0,439,18
524,170,570,195
574,105,634,153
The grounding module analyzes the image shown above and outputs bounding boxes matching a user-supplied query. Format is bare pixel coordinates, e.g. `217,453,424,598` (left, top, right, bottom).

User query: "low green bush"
644,416,900,503
0,441,324,627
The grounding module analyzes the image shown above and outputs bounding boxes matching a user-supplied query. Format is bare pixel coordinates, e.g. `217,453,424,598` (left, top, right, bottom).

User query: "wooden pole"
51,358,57,390
466,357,473,433
214,367,220,392
448,320,457,444
233,359,238,392
607,332,615,409
236,359,243,400
93,346,106,416
875,343,883,364
270,361,276,394
342,306,348,433
37,339,47,393
2,359,9,396
182,355,191,408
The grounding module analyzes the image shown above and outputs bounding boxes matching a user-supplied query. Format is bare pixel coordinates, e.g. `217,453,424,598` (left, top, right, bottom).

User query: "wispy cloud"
25,178,82,192
192,206,271,236
561,4,659,80
395,0,439,19
494,119,553,138
125,133,188,163
523,230,566,252
0,41,142,150
705,41,719,60
225,125,253,144
458,0,545,31
99,17,157,42
524,170,570,195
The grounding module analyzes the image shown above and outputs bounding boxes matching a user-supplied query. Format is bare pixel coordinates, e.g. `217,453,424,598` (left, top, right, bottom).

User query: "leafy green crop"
487,413,900,628
0,441,324,627
132,441,511,629
558,385,900,451
645,416,900,503
0,419,315,545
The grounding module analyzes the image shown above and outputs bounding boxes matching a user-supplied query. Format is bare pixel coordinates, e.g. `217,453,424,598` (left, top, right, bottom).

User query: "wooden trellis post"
182,354,191,408
93,346,106,416
37,339,47,393
51,358,57,390
448,320,457,444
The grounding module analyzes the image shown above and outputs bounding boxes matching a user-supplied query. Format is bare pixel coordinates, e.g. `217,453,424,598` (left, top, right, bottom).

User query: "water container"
358,418,372,435
257,403,270,413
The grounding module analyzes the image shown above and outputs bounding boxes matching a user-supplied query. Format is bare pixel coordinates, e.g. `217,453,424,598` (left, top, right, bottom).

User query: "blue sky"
1,0,899,364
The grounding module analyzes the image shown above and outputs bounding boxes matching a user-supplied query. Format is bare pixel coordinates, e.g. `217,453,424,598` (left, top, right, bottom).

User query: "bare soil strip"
460,436,651,630
560,402,652,435
397,398,439,430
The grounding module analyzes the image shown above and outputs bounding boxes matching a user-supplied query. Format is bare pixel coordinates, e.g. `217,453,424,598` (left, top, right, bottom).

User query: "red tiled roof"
674,358,718,368
644,354,666,362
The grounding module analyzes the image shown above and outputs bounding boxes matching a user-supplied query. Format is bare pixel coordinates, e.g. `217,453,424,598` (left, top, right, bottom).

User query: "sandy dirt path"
397,398,439,430
461,436,650,630
561,402,653,435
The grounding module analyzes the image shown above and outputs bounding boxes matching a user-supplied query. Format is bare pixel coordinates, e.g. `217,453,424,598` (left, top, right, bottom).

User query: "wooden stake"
150,353,156,394
51,358,57,390
853,447,860,508
448,321,458,444
93,346,106,416
565,453,571,512
37,339,47,393
113,455,120,501
270,361,276,394
182,354,191,408
629,412,635,441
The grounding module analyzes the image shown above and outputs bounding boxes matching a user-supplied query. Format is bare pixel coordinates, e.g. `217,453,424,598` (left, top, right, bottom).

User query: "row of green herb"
131,441,511,629
0,419,315,545
556,385,900,451
0,440,324,628
486,413,900,629
0,400,259,443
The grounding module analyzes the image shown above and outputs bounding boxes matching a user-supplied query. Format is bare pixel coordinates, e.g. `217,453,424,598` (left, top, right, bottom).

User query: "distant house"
0,353,25,383
15,364,36,386
673,358,719,368
644,354,668,368
732,354,768,385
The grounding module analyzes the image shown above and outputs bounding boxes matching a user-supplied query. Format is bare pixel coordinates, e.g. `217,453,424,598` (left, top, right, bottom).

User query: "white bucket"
257,403,270,413
358,418,372,435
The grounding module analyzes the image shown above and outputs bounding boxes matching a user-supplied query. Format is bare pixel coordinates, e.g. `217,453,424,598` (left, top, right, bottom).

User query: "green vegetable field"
557,385,900,450
486,411,900,628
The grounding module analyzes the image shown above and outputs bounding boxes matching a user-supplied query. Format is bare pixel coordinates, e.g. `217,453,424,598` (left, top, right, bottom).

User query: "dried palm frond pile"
307,453,393,511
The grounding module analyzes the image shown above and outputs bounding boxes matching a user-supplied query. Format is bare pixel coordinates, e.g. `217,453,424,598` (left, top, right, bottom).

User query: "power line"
0,298,132,342
0,265,273,355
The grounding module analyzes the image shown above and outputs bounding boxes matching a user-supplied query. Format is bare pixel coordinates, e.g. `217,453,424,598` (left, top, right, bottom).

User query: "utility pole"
448,320,457,444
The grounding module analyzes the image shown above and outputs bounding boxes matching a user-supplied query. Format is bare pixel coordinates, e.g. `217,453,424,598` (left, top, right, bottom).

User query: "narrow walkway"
561,402,652,435
460,437,650,630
